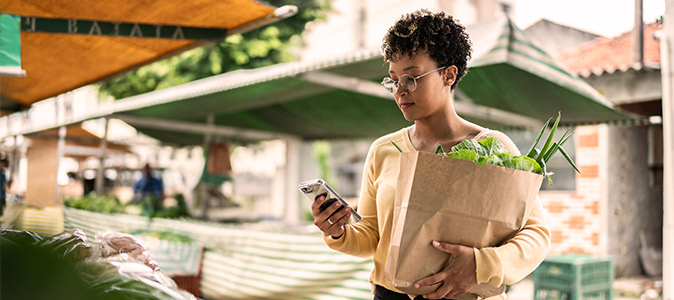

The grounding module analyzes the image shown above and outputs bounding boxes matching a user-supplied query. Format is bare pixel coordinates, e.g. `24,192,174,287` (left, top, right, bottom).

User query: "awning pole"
56,126,66,203
660,5,673,298
200,114,214,220
284,137,302,224
95,118,109,195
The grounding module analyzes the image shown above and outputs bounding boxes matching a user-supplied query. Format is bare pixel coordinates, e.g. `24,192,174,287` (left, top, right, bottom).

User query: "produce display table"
64,207,374,300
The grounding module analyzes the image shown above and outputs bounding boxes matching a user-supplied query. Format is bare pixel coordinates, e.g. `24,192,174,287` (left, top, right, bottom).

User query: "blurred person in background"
0,153,9,216
132,163,164,216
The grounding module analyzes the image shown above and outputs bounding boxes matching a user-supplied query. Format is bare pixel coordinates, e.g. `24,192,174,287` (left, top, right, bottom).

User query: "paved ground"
505,276,663,300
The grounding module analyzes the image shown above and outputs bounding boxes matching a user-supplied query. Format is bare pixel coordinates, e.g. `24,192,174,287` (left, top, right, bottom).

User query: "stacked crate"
534,254,614,300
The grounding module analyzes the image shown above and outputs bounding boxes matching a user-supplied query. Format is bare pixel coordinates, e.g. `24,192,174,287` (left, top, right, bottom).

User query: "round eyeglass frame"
381,66,447,93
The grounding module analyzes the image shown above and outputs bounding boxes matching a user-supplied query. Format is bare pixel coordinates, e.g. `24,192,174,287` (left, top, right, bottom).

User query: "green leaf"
527,117,552,158
537,112,562,164
478,137,506,156
476,156,489,165
485,152,514,167
538,159,555,185
446,149,479,163
451,139,487,156
435,144,445,154
559,145,581,174
390,140,403,153
530,148,541,160
543,141,560,163
511,156,543,174
558,127,575,147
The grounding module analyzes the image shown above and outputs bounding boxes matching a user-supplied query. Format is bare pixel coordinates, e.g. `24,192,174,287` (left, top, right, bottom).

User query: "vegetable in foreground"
391,112,580,184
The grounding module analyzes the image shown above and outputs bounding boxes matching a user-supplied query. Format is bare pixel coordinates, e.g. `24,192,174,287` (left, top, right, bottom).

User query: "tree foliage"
99,0,331,100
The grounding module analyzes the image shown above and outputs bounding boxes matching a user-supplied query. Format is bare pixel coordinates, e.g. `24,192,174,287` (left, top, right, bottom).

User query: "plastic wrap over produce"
0,229,197,300
90,231,195,300
91,232,161,271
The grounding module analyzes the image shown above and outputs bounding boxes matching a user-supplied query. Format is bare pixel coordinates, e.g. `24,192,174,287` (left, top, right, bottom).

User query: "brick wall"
539,125,603,255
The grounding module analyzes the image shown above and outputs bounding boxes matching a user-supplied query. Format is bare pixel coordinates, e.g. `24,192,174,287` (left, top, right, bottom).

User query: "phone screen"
299,179,362,224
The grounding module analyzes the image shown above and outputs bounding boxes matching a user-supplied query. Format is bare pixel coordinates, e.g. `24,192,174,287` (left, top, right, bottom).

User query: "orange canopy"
0,0,278,107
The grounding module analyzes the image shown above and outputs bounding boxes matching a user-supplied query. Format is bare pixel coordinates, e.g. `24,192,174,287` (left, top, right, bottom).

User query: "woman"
311,9,550,300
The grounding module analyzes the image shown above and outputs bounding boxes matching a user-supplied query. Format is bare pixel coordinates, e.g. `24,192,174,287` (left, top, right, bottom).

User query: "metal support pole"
8,135,18,186
284,137,302,224
633,0,644,67
56,126,66,203
659,6,673,298
200,114,214,220
95,118,109,195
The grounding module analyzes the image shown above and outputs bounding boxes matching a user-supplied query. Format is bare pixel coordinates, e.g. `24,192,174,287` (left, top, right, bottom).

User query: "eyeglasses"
381,66,447,93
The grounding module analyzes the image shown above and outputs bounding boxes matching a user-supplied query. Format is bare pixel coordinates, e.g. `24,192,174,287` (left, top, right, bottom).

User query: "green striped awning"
96,17,638,144
458,17,635,124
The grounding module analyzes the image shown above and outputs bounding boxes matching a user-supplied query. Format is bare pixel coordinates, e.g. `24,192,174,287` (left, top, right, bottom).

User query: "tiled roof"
559,22,662,76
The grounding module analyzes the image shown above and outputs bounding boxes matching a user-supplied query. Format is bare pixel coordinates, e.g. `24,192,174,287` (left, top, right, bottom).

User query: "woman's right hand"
311,195,352,239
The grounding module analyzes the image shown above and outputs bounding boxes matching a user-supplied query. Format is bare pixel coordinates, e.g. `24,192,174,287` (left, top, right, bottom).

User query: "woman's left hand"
413,241,478,299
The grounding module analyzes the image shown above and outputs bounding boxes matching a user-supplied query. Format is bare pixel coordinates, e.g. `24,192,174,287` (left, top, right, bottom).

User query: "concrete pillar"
660,2,674,297
95,118,108,195
199,114,214,220
25,138,59,207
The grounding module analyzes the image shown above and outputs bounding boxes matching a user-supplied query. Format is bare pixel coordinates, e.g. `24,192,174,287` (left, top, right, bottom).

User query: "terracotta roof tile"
559,22,662,74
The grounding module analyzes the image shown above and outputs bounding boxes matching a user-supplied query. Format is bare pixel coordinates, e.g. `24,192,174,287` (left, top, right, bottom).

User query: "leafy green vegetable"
451,139,486,156
445,139,540,173
537,112,562,164
436,113,579,185
525,112,580,183
478,137,507,156
512,156,542,173
526,117,551,157
446,149,479,162
64,195,126,214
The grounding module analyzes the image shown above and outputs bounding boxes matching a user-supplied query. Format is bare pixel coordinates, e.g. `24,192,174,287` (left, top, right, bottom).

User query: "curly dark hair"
382,9,472,90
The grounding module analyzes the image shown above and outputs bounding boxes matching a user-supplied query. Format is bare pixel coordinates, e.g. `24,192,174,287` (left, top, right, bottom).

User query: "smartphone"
298,179,362,224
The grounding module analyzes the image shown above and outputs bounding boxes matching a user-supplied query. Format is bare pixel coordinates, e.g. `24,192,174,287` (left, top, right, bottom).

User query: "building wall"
300,0,511,61
539,125,604,256
606,125,663,277
524,20,599,58
538,124,663,276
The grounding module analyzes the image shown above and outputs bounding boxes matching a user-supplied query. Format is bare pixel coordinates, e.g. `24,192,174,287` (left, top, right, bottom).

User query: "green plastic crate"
533,254,614,300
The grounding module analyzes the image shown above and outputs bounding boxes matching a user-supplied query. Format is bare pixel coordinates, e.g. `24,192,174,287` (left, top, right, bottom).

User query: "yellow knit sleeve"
473,130,552,286
323,142,380,258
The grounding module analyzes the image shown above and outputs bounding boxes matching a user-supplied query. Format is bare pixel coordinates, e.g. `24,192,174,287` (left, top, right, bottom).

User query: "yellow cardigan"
323,126,551,299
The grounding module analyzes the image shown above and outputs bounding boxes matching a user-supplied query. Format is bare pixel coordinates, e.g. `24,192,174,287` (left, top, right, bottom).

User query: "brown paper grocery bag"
386,151,544,299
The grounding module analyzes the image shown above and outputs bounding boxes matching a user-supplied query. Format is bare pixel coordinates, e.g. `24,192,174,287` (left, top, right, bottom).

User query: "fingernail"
433,241,440,246
335,202,341,207
414,284,420,288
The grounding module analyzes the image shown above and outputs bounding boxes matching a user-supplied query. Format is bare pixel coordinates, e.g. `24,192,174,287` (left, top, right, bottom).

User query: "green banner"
0,14,24,76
